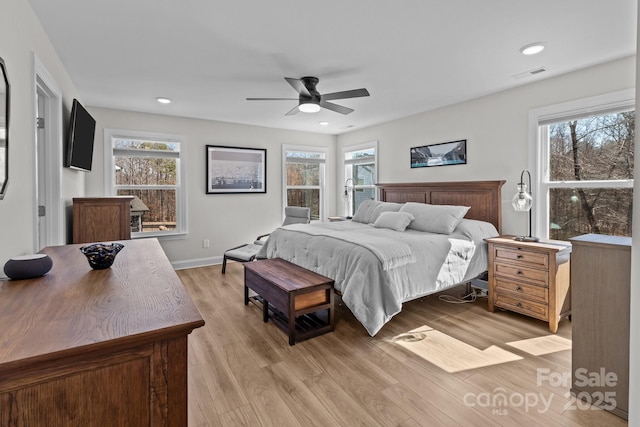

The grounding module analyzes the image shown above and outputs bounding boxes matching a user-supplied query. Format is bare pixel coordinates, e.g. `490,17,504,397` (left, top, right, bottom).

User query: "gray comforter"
256,219,498,336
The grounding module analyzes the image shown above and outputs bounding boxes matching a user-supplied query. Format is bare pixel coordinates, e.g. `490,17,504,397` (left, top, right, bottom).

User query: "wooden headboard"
377,180,505,233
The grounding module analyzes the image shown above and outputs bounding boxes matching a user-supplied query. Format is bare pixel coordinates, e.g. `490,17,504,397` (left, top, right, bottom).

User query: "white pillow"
372,211,415,232
399,202,470,234
351,200,403,224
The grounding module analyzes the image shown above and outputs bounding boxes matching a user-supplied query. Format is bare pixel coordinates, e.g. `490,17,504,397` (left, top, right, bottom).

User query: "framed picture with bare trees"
206,145,266,194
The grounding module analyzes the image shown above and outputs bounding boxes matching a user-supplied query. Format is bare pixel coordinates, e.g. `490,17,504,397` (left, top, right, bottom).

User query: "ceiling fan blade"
285,105,300,116
285,77,311,97
246,97,298,100
321,88,369,101
320,100,354,115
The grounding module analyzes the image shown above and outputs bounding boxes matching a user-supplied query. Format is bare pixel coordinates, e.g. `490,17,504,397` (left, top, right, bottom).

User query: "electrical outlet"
203,239,210,248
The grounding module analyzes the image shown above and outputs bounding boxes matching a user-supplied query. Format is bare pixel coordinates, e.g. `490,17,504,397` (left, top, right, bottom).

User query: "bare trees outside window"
284,148,326,221
547,110,634,240
105,129,186,237
344,145,377,217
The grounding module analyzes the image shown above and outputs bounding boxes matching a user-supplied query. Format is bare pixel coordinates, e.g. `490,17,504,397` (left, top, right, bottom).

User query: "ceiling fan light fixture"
520,43,545,55
247,76,369,116
298,102,321,113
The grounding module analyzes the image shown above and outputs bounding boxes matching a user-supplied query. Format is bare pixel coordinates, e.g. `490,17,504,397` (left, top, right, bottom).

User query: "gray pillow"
351,200,403,224
451,218,499,242
372,211,415,232
399,202,470,234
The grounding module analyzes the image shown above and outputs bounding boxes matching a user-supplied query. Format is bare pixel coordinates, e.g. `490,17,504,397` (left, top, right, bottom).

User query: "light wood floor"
178,263,627,427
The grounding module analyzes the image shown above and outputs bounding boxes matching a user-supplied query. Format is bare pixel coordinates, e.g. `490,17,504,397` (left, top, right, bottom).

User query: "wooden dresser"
73,196,134,243
486,236,571,333
0,238,204,426
569,234,630,419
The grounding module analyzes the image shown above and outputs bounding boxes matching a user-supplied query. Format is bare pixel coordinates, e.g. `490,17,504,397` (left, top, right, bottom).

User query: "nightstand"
485,236,572,333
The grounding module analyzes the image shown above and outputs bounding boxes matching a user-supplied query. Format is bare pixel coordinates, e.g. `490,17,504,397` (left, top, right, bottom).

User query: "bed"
257,180,505,336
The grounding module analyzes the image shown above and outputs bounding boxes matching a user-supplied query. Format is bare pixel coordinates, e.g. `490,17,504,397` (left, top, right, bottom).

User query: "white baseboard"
172,256,223,270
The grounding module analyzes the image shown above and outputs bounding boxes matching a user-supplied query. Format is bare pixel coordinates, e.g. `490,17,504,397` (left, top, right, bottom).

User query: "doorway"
34,55,63,250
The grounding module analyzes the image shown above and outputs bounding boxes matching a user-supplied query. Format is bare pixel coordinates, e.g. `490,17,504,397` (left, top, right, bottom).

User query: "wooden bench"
244,258,335,345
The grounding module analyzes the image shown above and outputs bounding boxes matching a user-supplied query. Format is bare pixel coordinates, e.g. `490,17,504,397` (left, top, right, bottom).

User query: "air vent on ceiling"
511,67,547,80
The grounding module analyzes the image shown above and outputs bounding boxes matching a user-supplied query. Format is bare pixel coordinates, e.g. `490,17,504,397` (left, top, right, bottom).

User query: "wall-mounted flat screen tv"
65,99,96,172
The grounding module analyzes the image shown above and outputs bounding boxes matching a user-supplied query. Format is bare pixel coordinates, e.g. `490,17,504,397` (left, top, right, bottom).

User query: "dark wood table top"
0,238,204,370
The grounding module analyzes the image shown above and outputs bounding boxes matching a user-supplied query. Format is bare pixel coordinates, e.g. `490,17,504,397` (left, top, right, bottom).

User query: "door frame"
33,54,63,250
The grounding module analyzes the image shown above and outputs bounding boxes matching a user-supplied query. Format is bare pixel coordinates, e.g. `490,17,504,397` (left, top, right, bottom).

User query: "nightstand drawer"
495,294,548,320
494,246,549,269
493,262,548,286
494,278,548,304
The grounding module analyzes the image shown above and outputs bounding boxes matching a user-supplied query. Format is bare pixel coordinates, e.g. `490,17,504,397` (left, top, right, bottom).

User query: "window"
283,146,326,221
104,129,187,238
531,90,634,240
343,142,377,217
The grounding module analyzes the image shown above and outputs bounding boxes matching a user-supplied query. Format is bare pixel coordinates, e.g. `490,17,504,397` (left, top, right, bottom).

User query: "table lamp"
511,169,539,242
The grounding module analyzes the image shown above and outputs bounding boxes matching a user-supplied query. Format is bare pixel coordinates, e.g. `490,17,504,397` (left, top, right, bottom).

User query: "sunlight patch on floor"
390,325,522,373
505,335,572,356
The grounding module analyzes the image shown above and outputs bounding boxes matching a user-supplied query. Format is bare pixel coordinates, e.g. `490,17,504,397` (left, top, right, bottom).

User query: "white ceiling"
28,0,637,135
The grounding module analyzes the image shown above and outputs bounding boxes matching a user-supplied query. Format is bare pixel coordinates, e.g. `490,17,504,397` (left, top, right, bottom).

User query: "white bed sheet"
256,219,498,336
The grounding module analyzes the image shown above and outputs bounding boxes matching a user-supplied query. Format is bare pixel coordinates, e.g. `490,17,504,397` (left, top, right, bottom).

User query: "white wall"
85,107,336,268
0,0,84,270
337,56,636,237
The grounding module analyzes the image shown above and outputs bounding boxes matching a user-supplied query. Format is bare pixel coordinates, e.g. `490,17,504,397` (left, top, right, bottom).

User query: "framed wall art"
410,139,467,168
206,145,266,194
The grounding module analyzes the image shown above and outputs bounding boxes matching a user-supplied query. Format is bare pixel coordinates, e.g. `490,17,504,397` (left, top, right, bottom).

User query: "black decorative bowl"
80,242,124,270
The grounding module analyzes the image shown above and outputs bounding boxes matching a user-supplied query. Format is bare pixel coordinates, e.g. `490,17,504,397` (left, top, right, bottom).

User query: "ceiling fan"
247,76,369,115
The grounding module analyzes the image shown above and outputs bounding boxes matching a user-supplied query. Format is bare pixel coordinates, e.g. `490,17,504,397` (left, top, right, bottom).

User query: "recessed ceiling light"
520,43,545,55
298,102,321,113
156,97,172,104
319,121,329,126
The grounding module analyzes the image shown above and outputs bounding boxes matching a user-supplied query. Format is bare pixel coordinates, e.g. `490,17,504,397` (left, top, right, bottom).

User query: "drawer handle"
515,286,522,291
516,271,523,275
516,255,524,259
516,302,522,308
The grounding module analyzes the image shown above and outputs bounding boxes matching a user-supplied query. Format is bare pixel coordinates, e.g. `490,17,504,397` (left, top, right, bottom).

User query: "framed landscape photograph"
410,139,467,168
206,145,266,194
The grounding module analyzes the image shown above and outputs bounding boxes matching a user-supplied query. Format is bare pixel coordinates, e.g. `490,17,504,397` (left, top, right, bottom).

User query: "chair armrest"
255,233,271,241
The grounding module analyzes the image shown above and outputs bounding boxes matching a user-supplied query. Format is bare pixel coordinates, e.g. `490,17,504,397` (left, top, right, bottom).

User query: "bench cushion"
225,244,262,261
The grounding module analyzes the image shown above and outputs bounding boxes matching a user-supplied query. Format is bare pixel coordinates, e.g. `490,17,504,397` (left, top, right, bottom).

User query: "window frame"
529,89,635,239
103,128,188,240
282,144,327,222
342,141,378,217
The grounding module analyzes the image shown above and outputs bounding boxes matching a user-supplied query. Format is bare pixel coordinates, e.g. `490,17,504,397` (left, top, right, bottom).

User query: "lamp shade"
511,184,533,211
341,188,350,202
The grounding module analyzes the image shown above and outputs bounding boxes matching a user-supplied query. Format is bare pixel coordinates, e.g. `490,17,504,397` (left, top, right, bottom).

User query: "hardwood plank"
264,361,341,426
304,338,410,427
303,374,387,426
178,263,627,427
218,404,262,427
188,329,248,415
187,349,223,427
222,340,301,426
381,384,463,427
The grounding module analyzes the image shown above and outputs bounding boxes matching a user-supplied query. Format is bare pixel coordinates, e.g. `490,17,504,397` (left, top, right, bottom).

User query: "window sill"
132,231,187,242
